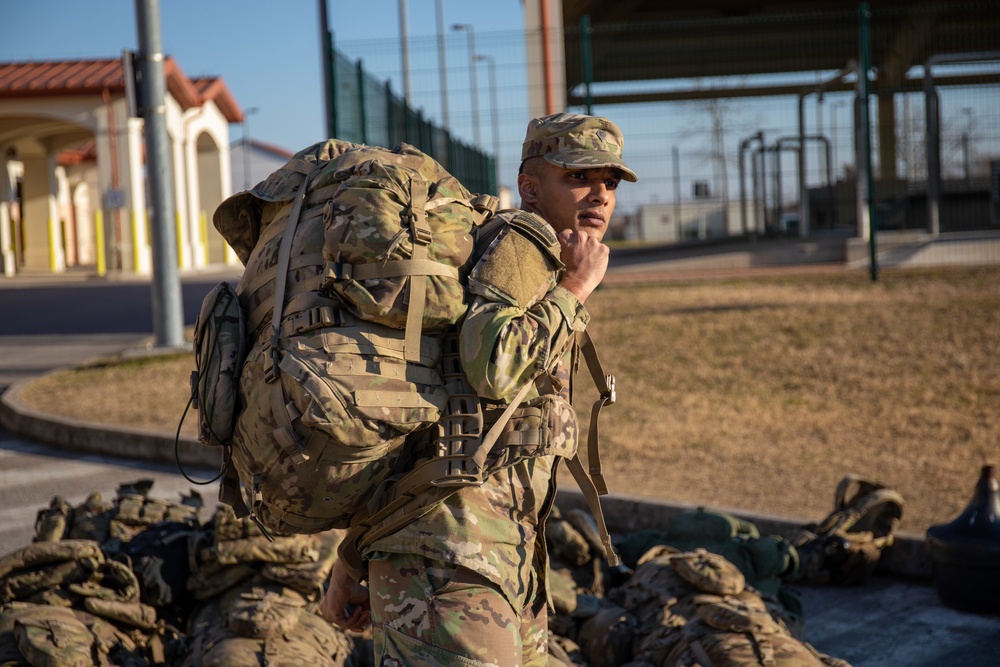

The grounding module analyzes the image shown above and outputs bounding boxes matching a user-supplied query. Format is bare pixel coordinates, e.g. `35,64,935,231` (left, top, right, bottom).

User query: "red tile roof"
0,57,244,122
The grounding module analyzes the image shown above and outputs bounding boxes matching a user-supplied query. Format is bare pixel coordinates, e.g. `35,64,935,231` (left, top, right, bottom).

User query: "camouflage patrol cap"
521,112,638,182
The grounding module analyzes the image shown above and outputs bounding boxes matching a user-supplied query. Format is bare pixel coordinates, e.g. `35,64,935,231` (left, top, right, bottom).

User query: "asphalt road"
0,271,231,550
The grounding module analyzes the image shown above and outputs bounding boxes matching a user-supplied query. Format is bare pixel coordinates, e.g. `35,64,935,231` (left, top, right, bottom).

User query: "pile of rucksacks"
543,474,904,666
0,474,901,666
0,480,364,667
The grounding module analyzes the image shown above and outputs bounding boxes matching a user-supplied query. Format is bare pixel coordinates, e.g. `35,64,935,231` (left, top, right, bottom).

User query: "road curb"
0,373,222,469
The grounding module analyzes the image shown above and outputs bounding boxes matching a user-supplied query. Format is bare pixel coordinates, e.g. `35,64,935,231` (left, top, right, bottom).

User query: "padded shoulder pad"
508,211,561,258
469,211,564,308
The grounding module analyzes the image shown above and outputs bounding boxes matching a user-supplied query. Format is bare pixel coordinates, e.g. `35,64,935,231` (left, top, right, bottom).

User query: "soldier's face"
519,163,620,241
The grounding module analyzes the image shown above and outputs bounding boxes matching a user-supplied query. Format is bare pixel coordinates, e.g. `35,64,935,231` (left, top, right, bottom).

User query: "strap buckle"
409,217,433,246
604,374,616,405
430,464,483,487
262,337,280,384
295,306,342,334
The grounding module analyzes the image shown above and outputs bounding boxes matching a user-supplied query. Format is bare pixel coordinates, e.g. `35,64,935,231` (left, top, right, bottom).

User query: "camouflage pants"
369,553,548,667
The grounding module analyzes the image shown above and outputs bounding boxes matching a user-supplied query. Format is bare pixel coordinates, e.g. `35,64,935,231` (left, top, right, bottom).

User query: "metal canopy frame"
561,1,1000,106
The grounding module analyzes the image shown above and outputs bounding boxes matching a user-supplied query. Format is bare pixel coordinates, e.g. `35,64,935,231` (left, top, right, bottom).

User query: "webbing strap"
565,454,620,567
270,388,309,465
268,182,341,224
282,158,318,176
252,164,316,526
470,377,536,471
403,178,431,362
263,167,315,384
278,304,343,338
243,252,324,308
578,330,615,495
346,258,459,281
219,462,250,517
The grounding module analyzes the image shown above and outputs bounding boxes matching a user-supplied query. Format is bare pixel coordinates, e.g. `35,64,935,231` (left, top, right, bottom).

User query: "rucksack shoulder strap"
566,329,620,567
262,164,318,384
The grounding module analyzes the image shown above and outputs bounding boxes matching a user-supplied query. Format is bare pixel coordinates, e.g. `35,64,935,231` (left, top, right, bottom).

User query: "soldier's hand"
557,228,609,303
320,559,371,631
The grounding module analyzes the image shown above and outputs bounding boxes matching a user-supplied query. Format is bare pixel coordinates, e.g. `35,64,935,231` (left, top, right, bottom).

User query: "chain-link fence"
328,46,496,194
331,2,1000,270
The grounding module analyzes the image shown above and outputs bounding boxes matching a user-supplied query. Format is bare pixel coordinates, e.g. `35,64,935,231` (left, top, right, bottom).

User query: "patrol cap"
521,112,638,182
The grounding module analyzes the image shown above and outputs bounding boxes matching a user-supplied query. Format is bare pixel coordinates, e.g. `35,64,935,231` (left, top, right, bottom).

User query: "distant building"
0,57,244,277
230,139,294,194
637,200,744,244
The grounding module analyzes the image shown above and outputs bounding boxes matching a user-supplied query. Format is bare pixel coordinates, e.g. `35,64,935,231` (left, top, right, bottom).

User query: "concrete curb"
0,372,222,470
2,369,932,580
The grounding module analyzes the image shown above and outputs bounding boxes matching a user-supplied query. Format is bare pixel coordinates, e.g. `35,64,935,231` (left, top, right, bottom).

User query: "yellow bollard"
198,211,210,265
131,208,142,273
176,211,185,269
94,209,106,276
48,216,58,272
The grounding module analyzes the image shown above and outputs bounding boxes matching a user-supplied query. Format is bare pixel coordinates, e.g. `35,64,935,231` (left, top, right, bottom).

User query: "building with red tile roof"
0,56,244,276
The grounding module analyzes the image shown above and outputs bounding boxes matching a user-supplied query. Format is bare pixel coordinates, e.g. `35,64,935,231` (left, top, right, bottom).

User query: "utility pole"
135,0,184,348
318,0,336,138
436,0,449,130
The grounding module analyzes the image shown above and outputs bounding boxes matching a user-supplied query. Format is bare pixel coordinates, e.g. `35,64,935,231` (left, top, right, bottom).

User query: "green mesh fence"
329,46,495,195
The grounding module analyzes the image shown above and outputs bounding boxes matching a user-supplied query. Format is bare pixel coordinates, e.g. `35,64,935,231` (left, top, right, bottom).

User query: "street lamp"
242,106,259,190
474,54,500,163
451,23,481,149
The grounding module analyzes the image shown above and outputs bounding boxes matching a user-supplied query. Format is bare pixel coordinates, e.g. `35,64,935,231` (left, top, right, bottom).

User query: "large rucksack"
201,140,499,536
791,474,904,585
199,140,620,578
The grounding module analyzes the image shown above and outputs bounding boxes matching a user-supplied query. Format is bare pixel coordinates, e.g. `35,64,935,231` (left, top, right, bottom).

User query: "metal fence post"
356,59,368,145
581,15,594,115
860,2,878,281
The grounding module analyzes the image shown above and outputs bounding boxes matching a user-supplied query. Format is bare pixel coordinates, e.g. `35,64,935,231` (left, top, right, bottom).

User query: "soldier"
321,113,637,666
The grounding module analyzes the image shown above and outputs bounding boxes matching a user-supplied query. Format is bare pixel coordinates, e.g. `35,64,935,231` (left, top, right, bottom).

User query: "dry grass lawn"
19,265,1000,536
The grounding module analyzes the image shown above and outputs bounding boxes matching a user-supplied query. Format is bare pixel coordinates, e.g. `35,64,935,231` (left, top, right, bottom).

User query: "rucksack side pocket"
192,281,247,447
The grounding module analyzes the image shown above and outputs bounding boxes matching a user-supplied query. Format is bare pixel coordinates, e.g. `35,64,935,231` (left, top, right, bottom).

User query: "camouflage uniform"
365,113,636,667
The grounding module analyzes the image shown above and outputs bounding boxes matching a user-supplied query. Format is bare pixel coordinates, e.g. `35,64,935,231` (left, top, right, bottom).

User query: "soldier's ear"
518,172,539,205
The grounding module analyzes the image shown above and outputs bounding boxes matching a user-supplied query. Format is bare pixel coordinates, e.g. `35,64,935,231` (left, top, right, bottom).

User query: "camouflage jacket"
367,210,590,611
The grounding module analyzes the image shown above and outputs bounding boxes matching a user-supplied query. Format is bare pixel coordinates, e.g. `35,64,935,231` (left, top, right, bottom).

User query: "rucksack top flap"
213,192,265,266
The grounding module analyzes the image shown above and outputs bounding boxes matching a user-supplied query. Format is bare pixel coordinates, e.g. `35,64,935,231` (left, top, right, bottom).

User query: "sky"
0,0,527,158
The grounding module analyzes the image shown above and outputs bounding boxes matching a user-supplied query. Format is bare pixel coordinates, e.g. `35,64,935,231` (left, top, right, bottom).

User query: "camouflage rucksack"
791,474,904,585
204,140,500,535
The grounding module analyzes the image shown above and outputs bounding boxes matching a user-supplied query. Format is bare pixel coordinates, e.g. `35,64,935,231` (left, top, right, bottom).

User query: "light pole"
451,23,481,149
475,53,500,191
242,106,259,190
474,54,500,160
